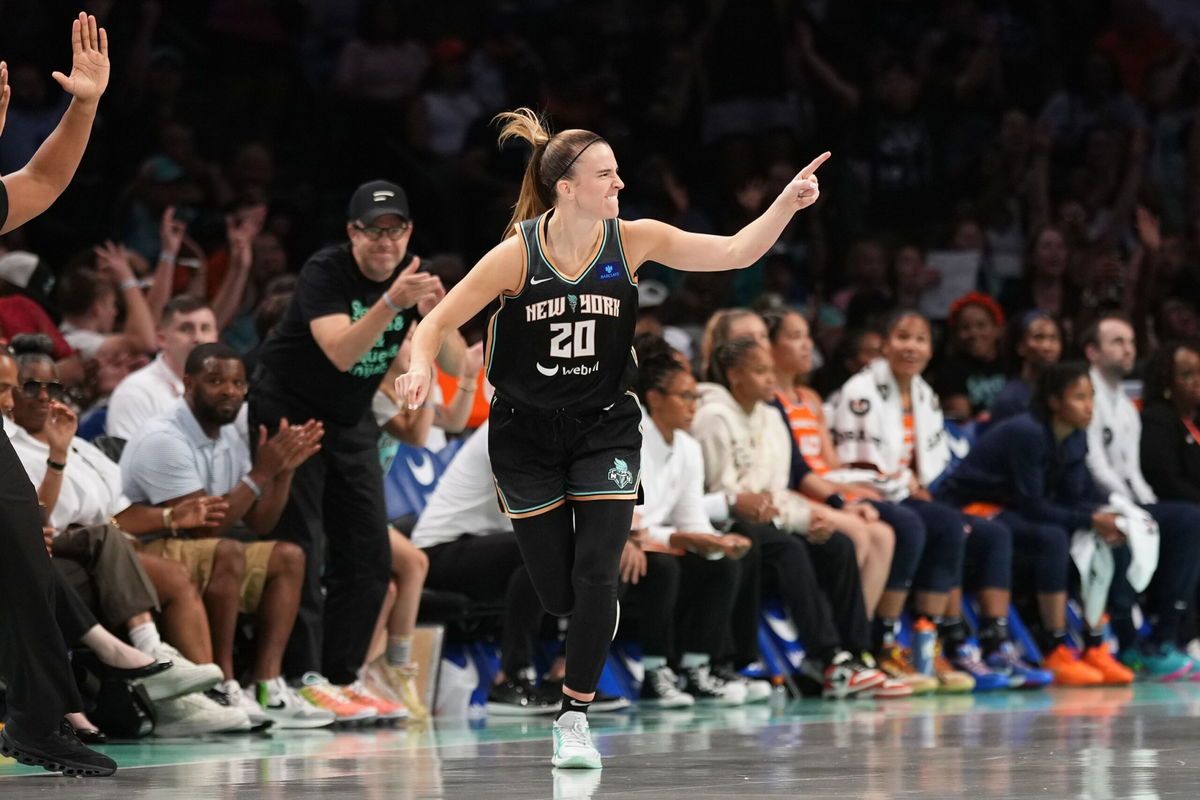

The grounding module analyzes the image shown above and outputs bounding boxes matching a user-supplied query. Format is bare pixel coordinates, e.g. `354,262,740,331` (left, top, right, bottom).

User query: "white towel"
1069,495,1161,628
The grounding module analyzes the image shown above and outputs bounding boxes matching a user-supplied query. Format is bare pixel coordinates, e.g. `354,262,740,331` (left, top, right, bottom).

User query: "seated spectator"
75,334,150,440
0,250,82,384
3,335,247,736
829,311,1022,692
631,338,760,705
106,296,219,442
766,308,902,619
1082,314,1200,679
935,292,1008,420
937,363,1139,687
119,343,340,729
810,327,882,401
990,311,1062,423
1140,341,1200,505
56,242,157,359
692,336,911,699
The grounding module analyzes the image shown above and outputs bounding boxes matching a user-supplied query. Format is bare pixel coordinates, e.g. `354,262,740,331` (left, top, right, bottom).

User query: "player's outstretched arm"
622,151,829,274
1,13,109,234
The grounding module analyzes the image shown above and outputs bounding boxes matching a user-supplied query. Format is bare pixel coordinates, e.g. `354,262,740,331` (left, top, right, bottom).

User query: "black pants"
1110,501,1200,647
510,501,633,694
0,430,81,734
52,563,101,645
250,387,390,685
621,551,739,661
423,532,544,678
734,518,870,663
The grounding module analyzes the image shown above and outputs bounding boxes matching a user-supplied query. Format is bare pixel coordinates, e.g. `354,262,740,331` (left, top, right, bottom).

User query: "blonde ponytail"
494,107,609,239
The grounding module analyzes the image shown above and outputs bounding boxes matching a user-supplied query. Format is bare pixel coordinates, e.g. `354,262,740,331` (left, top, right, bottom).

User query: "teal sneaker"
551,711,602,769
1120,644,1194,682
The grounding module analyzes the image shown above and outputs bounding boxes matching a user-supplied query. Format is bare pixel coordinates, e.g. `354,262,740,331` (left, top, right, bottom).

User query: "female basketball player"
397,108,827,769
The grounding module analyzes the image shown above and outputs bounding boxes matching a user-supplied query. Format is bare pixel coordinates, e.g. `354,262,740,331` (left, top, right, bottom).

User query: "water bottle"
911,617,938,676
768,676,788,715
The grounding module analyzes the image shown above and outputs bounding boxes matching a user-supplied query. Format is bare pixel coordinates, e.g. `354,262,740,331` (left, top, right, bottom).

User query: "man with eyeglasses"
0,12,120,777
249,180,464,703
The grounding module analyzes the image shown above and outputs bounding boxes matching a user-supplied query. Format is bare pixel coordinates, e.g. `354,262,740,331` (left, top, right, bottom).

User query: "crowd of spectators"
8,0,1200,738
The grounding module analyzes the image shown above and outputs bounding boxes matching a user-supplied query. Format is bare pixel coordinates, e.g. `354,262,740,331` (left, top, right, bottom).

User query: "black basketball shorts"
488,392,643,518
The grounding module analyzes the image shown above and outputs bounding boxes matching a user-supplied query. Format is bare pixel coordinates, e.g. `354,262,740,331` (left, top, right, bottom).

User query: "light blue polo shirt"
120,398,252,505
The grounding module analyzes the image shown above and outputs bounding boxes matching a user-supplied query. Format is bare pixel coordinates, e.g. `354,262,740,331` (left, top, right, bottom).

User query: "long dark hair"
1031,361,1090,420
1143,341,1200,408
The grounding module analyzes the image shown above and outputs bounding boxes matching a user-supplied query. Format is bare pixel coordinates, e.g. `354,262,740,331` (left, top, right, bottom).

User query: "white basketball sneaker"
551,711,602,769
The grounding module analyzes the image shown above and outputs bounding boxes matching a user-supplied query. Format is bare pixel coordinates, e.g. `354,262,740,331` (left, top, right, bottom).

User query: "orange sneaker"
1082,644,1135,685
1044,645,1104,686
877,645,939,695
297,672,379,724
341,680,410,723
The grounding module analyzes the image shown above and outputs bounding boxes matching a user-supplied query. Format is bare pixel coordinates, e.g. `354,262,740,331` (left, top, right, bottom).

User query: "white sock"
386,635,413,667
129,622,163,655
680,653,710,670
642,655,668,671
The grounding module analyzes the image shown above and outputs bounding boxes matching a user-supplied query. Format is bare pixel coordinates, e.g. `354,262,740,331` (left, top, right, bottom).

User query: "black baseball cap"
347,180,411,224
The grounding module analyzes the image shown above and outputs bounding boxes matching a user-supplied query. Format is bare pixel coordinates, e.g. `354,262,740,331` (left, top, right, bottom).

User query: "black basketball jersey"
486,212,639,413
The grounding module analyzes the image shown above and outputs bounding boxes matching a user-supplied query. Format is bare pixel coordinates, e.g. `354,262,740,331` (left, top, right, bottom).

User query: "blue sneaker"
949,643,1009,692
1119,643,1194,682
984,642,1053,689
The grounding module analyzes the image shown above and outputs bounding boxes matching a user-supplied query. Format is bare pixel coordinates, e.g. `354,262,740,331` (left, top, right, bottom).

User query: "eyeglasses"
666,390,702,404
21,379,66,402
353,222,410,241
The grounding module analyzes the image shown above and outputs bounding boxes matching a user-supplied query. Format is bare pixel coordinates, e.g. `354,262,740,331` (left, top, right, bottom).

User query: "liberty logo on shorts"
608,457,633,489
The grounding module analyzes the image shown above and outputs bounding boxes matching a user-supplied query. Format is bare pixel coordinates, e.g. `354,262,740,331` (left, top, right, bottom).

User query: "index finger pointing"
798,151,832,180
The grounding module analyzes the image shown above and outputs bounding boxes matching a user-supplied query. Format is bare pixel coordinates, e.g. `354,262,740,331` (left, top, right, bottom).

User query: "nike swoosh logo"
406,454,436,485
530,276,554,285
946,435,970,459
536,362,559,376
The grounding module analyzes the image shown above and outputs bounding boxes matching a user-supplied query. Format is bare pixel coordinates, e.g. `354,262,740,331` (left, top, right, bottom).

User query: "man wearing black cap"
249,180,461,697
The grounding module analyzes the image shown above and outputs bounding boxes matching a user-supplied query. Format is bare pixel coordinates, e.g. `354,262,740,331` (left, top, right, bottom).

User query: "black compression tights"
510,500,634,695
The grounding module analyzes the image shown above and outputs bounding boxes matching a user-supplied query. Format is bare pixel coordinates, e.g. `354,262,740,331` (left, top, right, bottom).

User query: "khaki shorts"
136,538,276,614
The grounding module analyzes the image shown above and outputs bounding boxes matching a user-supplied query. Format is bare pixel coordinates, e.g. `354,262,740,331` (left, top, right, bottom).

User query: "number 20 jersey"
486,212,638,413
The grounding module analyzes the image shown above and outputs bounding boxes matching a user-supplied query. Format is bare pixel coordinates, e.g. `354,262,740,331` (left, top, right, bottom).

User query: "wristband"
46,458,67,472
158,252,177,265
119,278,140,292
162,506,176,533
382,292,403,313
824,492,846,509
241,475,264,499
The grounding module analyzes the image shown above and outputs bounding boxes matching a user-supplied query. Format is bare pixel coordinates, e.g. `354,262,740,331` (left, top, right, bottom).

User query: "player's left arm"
620,151,829,273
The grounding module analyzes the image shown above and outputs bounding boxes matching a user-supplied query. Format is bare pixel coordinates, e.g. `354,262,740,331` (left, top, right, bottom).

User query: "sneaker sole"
138,668,223,702
0,734,115,778
551,754,603,769
486,702,559,717
265,714,337,729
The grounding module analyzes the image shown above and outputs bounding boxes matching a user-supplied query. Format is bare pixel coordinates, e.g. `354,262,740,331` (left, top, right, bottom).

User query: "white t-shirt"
7,420,132,531
59,322,108,360
120,398,252,505
106,355,184,441
372,384,448,455
637,412,719,548
410,422,509,550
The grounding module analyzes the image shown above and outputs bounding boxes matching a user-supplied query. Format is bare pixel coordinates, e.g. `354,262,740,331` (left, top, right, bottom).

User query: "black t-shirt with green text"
258,243,419,425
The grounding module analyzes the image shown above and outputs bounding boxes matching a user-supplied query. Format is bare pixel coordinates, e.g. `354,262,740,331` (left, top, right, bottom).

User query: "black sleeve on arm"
295,257,350,323
773,399,811,490
1007,424,1094,530
1142,407,1200,503
0,180,10,231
